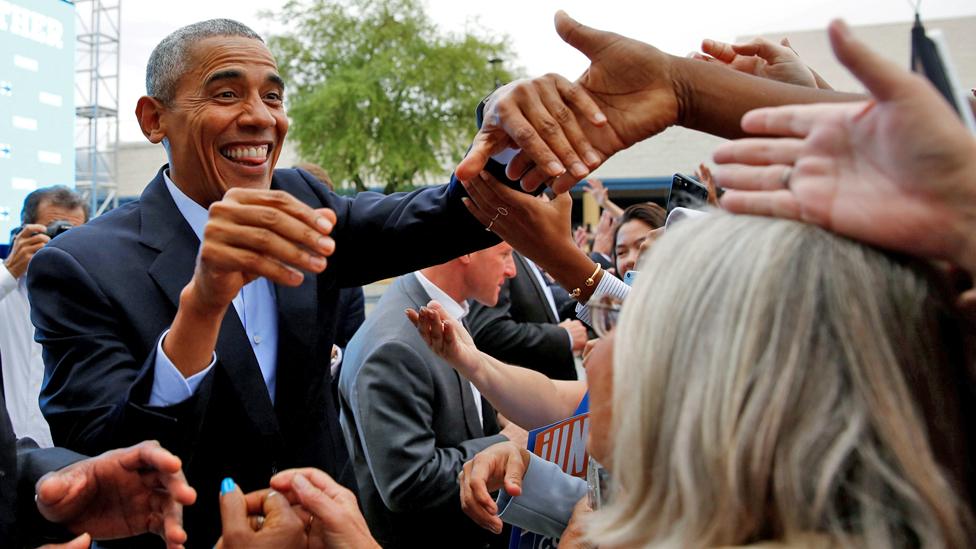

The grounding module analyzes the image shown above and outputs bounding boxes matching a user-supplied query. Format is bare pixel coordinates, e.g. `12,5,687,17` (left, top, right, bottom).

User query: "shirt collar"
413,271,469,320
163,169,209,242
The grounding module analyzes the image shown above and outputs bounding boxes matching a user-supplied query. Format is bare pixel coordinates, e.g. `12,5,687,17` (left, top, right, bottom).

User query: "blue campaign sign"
0,0,75,239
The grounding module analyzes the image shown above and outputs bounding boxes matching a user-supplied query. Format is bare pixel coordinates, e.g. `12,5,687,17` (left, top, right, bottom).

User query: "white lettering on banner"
0,1,64,49
37,150,61,164
12,115,36,130
13,54,38,72
11,177,37,190
38,91,62,107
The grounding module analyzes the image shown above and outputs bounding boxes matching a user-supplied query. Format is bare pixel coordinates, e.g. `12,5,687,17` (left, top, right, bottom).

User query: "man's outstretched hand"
35,440,197,549
456,10,680,194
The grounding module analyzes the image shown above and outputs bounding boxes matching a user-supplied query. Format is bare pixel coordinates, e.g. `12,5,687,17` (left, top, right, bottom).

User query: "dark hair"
294,162,335,191
21,186,89,225
146,19,262,104
612,202,666,264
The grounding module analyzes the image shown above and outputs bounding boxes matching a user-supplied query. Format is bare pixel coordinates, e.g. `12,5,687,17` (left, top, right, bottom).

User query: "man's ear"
458,254,473,266
135,96,167,144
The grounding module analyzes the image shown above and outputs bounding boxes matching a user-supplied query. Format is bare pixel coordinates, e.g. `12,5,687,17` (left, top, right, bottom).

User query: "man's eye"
215,91,236,99
266,92,283,101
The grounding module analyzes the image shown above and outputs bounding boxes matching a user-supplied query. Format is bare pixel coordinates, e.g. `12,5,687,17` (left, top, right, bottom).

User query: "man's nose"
238,95,276,129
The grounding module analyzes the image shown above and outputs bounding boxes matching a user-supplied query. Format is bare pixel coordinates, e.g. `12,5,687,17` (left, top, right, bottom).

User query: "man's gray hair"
146,19,263,103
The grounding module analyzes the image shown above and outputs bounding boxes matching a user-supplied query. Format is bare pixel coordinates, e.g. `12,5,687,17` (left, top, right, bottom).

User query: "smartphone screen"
666,173,710,214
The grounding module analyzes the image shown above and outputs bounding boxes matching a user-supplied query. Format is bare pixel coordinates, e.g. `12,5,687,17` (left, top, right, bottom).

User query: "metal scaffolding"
74,0,120,216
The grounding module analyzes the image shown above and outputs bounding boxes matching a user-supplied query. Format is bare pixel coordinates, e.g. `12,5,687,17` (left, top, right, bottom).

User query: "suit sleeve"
348,340,505,513
27,245,212,459
320,172,502,289
467,281,577,380
12,438,86,546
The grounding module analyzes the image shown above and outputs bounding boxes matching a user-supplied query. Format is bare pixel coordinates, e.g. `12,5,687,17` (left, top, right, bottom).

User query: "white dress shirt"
0,262,54,446
149,171,279,406
414,271,484,427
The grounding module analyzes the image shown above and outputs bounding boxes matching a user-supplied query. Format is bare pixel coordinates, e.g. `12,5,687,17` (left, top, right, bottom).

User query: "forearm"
163,282,225,378
673,55,864,139
471,353,584,429
602,199,624,219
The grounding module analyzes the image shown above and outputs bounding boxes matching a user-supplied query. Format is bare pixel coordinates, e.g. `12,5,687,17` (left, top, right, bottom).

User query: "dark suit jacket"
339,275,508,549
1,354,82,548
26,167,500,548
467,253,577,380
335,286,366,350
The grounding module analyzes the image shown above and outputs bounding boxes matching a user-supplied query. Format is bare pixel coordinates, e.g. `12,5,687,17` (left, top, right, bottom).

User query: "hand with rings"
270,468,381,549
485,207,509,232
215,480,308,549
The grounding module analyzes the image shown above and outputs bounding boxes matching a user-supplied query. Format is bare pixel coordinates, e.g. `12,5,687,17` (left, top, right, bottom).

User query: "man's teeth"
222,145,269,159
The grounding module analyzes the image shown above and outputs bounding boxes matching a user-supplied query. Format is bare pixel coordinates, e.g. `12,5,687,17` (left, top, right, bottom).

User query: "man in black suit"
0,355,196,548
27,19,501,547
467,252,586,380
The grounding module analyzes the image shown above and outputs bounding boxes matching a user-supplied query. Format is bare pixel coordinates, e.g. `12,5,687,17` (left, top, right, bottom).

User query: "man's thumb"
554,10,614,61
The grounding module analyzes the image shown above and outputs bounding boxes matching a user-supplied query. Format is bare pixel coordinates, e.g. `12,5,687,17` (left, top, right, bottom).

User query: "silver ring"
780,166,793,190
496,207,509,217
485,220,494,232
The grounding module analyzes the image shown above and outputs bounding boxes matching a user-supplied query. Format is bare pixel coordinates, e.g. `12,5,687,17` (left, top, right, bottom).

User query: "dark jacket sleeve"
313,172,503,289
27,245,212,459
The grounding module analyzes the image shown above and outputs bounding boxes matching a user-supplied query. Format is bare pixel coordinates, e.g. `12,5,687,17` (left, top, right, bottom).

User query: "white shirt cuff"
149,329,216,406
0,262,18,300
575,274,631,327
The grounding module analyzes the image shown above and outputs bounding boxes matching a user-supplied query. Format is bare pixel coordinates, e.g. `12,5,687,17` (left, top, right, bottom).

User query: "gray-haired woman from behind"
588,214,976,548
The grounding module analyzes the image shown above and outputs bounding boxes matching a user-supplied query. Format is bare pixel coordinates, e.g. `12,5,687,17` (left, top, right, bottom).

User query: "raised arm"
457,10,861,194
407,303,585,429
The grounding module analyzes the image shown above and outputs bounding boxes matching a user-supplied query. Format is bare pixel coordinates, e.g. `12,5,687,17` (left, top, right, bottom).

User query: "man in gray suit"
339,242,524,548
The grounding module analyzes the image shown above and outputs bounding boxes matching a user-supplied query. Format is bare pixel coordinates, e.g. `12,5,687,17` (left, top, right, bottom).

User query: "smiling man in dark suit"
26,19,503,547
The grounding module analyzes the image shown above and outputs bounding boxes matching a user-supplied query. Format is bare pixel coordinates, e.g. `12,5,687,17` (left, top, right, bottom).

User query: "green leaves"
267,0,519,193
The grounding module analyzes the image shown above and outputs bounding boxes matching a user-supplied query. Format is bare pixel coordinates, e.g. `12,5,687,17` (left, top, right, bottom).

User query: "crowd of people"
1,8,975,549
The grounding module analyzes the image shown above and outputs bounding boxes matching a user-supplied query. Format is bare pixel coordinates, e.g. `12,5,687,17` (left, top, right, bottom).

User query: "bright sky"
116,0,976,142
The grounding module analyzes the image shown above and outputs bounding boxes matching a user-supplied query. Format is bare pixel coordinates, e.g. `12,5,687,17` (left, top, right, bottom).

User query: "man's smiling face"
158,35,288,206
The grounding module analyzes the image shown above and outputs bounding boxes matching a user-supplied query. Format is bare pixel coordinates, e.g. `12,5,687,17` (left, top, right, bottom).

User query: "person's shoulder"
47,200,142,255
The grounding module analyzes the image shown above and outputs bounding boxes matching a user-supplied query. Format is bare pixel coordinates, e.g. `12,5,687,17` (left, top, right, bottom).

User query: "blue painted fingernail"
220,477,235,495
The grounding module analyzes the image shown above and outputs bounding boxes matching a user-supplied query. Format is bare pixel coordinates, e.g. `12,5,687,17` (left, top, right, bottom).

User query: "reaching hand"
406,300,486,380
591,210,617,256
457,441,531,534
3,224,49,279
457,10,681,194
693,163,720,207
270,469,380,549
216,480,307,549
559,319,588,354
35,440,196,549
713,19,976,276
189,188,337,315
583,178,609,208
696,37,821,88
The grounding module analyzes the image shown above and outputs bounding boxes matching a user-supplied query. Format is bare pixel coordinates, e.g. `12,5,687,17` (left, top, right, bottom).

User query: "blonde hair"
589,214,974,548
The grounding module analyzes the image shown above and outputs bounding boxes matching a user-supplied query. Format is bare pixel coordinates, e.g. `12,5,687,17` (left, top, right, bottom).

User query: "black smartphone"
666,173,709,214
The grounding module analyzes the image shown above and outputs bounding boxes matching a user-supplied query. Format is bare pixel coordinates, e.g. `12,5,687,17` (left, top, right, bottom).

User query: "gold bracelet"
569,263,602,299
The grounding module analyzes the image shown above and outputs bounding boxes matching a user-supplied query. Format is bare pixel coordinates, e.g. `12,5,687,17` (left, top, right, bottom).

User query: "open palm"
714,19,976,270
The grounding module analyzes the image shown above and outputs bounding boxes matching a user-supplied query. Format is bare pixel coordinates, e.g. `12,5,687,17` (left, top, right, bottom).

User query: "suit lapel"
140,167,280,439
402,276,485,439
457,317,485,438
517,253,558,323
270,177,321,419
